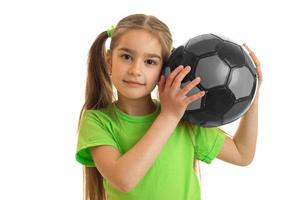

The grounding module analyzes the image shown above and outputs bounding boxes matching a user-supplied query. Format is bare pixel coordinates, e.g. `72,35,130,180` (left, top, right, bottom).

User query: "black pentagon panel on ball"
228,66,255,99
185,34,223,56
166,46,184,70
222,99,252,124
165,46,198,83
195,55,230,89
204,87,235,116
217,41,245,68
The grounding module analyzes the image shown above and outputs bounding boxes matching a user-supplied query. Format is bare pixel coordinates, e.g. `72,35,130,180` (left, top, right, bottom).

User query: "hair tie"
107,25,115,37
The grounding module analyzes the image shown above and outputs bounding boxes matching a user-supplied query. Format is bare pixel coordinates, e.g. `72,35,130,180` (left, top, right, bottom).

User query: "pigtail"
78,31,112,200
77,31,114,128
85,31,114,110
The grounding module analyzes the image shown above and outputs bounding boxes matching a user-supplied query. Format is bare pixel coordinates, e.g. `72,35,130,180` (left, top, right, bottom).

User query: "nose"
128,60,142,76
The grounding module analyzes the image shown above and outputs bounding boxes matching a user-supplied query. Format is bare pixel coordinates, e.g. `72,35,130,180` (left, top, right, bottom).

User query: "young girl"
75,14,262,200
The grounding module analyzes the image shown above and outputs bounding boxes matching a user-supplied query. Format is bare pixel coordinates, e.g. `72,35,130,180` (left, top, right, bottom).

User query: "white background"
1,0,299,199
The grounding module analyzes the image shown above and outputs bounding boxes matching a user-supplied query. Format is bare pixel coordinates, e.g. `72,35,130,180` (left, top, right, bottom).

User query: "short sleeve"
75,110,119,167
194,127,226,164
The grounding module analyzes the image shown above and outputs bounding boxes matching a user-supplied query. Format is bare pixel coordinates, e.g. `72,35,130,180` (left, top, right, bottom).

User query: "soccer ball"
162,34,258,127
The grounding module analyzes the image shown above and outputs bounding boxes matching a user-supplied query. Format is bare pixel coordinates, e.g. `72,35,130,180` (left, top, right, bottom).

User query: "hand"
243,43,263,90
157,65,205,120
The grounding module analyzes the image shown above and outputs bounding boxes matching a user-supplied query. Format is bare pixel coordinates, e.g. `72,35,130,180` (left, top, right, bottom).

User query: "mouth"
123,80,145,86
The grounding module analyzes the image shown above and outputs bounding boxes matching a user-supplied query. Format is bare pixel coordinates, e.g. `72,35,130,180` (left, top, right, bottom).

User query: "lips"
123,80,145,85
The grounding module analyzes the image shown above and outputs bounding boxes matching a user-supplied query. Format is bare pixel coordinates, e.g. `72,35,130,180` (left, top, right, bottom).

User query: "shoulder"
81,105,115,125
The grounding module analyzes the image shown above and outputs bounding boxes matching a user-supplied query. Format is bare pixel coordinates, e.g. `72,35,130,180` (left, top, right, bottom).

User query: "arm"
91,65,205,192
115,114,182,191
217,92,259,166
217,44,262,166
91,113,180,192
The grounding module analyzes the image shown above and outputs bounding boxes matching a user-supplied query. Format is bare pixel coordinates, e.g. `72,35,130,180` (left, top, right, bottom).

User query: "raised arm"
217,44,263,166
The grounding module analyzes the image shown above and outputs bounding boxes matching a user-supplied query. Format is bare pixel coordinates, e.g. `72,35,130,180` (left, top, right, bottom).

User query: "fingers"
180,77,201,96
243,43,263,82
250,52,261,68
163,65,204,96
160,65,206,109
180,77,206,105
243,43,252,53
171,66,192,89
243,43,261,67
165,65,185,88
184,90,206,105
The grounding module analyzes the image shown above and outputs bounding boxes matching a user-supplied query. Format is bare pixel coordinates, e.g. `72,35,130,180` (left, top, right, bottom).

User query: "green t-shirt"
75,99,225,200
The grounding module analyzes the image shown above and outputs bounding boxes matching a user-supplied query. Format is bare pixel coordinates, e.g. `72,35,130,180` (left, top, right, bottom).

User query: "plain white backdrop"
1,0,299,199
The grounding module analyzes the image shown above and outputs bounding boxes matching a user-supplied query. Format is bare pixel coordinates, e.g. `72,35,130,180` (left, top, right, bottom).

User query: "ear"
106,50,112,74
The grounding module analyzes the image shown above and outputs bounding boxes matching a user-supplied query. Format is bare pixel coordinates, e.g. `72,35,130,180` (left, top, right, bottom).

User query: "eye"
145,59,157,65
121,54,132,61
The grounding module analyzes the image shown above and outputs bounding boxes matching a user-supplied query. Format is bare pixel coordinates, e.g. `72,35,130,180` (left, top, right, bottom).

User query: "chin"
118,90,145,99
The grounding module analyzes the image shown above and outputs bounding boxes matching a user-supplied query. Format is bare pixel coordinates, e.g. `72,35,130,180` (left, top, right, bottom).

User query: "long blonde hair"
77,14,174,200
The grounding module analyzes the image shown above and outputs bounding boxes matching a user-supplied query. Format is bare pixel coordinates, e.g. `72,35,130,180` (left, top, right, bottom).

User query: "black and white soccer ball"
162,34,258,127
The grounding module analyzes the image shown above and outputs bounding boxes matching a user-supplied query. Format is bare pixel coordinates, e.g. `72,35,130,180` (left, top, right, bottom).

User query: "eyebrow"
117,47,162,60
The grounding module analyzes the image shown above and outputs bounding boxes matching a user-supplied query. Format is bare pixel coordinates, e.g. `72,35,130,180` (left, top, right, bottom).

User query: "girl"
75,14,262,200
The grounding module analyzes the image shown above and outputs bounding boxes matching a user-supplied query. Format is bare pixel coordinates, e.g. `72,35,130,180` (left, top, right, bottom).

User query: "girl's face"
108,29,163,100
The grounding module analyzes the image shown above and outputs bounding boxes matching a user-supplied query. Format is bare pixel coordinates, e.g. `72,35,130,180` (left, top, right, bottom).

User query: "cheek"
148,70,161,85
110,67,124,85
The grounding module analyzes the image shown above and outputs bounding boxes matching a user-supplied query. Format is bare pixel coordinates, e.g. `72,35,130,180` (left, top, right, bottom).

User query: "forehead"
115,29,162,56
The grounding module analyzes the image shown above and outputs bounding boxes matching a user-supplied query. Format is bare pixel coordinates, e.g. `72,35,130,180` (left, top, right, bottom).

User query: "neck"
115,95,156,116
